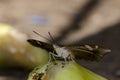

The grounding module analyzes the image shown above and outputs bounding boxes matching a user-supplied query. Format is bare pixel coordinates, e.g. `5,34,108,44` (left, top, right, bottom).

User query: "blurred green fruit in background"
0,23,49,69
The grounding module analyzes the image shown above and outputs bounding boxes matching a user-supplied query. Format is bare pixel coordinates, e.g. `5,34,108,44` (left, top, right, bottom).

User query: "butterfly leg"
64,58,67,62
49,52,58,65
48,52,52,63
67,54,74,62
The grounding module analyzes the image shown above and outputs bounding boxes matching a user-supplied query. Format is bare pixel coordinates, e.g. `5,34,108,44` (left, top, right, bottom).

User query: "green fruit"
0,23,48,69
28,61,107,80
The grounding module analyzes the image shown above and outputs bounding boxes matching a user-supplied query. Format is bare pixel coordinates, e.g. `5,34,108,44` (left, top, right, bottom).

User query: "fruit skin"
28,61,108,80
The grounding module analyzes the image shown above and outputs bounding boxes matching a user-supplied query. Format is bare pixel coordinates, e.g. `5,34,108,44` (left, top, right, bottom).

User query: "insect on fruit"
27,31,111,62
27,31,74,62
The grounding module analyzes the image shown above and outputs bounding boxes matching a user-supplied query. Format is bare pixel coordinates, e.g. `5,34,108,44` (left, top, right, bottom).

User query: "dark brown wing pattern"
67,45,111,61
27,39,54,52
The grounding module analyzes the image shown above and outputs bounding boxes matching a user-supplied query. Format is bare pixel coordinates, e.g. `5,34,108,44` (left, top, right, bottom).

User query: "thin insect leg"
67,54,74,62
70,54,74,61
71,57,74,61
48,52,58,63
48,52,52,63
52,54,57,64
51,52,58,64
64,58,67,63
51,52,58,57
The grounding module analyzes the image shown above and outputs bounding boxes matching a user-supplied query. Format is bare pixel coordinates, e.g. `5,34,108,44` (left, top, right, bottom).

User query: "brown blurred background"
0,0,120,80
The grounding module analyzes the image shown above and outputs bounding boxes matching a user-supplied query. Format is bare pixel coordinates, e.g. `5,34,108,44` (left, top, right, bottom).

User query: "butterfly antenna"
33,31,50,42
48,32,55,43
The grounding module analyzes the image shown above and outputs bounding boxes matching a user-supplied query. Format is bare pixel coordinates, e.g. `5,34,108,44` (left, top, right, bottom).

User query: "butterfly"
27,31,111,61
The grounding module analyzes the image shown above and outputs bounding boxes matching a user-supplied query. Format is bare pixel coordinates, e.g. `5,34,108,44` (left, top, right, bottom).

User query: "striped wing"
67,45,111,61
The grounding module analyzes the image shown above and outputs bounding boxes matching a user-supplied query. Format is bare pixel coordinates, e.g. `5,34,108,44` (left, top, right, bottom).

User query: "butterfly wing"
27,39,110,61
27,39,54,52
67,45,111,61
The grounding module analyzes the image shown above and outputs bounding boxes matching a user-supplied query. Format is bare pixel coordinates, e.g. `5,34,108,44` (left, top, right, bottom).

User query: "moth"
27,31,111,61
